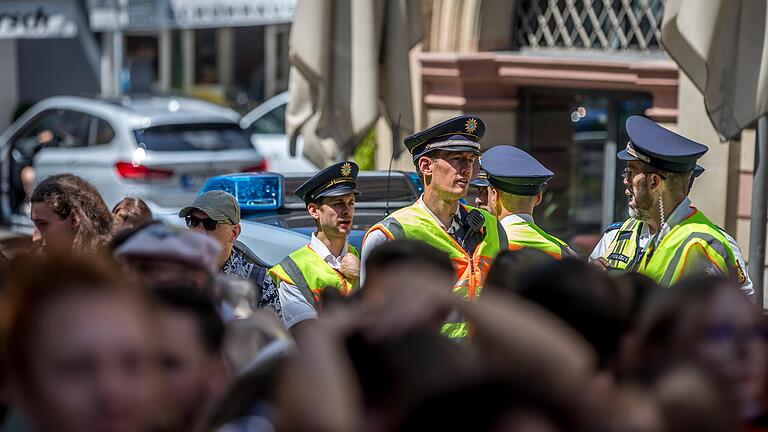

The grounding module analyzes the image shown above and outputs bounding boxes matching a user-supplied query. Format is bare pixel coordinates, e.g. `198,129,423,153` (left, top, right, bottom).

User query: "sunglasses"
185,215,220,231
622,168,667,183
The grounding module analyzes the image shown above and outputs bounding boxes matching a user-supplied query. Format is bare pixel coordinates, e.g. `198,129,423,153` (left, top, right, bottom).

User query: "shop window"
195,28,218,84
125,35,158,93
233,26,265,106
518,89,652,243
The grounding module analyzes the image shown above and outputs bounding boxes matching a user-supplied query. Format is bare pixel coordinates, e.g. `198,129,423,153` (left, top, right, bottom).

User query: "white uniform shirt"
589,198,754,300
500,213,535,226
360,196,461,284
277,233,351,328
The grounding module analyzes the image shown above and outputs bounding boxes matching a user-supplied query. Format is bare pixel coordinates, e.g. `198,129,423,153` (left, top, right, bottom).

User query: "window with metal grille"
512,0,665,51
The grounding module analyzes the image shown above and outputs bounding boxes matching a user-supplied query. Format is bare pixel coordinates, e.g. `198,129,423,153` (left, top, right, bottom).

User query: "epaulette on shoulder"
604,221,624,233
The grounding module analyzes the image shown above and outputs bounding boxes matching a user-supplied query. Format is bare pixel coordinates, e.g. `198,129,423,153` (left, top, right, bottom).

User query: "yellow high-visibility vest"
503,217,573,259
364,203,502,339
638,209,737,287
603,218,644,271
269,244,359,309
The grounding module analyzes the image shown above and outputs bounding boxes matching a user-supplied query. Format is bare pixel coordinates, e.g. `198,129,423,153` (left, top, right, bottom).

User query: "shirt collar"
417,196,460,231
309,232,348,260
666,197,694,227
651,197,694,247
500,213,534,225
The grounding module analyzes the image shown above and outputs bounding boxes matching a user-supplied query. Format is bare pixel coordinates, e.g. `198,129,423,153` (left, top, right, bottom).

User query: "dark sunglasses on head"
185,215,220,231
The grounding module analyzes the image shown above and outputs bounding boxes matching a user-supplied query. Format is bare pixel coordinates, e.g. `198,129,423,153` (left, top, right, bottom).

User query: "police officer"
591,115,742,287
470,170,490,211
590,164,754,299
480,145,575,259
269,161,361,330
361,115,506,339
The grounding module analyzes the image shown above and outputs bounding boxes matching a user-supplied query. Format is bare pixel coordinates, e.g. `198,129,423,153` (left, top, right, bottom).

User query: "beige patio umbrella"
286,0,422,167
662,0,768,305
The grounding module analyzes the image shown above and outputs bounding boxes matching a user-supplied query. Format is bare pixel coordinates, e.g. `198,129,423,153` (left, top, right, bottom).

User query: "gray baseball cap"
179,190,240,224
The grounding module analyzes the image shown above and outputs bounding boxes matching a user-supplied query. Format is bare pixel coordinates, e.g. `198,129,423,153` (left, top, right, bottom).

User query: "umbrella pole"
749,115,768,310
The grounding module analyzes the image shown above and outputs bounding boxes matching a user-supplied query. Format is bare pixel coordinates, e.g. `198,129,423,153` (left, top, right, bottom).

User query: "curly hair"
30,174,113,254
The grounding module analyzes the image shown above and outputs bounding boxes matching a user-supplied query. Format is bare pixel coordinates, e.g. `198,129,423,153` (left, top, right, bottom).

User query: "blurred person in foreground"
361,239,455,308
483,248,554,297
30,174,113,255
626,275,767,429
179,190,281,315
515,258,625,371
269,162,361,332
111,196,153,234
208,311,294,431
480,145,576,259
152,286,230,432
605,363,740,432
113,223,252,322
278,240,595,432
114,223,221,292
0,254,168,432
361,116,506,339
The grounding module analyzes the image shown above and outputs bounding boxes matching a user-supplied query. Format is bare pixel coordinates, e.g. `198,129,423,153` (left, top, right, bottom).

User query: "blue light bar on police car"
200,173,283,211
407,172,424,194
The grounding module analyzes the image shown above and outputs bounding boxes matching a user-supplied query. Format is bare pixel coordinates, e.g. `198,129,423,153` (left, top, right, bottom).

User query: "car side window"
89,116,116,146
10,110,61,160
248,104,286,134
54,110,90,148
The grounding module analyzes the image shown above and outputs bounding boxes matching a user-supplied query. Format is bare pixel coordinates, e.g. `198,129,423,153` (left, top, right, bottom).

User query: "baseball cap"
114,224,222,273
179,190,240,224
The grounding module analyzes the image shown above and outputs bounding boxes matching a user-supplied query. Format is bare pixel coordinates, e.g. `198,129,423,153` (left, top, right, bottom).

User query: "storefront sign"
170,0,295,28
0,2,78,38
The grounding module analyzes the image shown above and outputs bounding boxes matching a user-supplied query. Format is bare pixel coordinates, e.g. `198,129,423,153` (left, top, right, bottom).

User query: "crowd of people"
0,113,764,432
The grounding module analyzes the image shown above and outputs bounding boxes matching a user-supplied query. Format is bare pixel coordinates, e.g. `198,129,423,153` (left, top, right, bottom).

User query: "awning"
662,0,768,141
0,1,78,39
286,0,422,167
662,0,768,307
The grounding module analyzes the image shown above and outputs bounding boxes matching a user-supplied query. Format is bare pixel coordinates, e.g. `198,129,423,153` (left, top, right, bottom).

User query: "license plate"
181,174,208,191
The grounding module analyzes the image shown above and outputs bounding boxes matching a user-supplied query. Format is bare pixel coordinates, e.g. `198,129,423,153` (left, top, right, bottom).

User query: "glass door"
517,88,651,246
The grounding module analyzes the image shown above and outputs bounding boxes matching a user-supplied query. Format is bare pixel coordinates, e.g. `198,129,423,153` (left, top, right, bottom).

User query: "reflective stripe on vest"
604,218,644,271
503,219,571,259
638,210,737,287
268,244,359,309
364,203,502,339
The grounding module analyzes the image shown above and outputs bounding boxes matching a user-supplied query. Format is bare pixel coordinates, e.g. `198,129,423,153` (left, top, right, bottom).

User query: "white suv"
241,91,318,173
0,95,267,231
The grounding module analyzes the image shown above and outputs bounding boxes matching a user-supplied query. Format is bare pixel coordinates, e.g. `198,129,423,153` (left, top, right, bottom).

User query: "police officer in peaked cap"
469,169,491,211
361,115,507,339
480,145,576,259
268,161,361,331
589,115,748,290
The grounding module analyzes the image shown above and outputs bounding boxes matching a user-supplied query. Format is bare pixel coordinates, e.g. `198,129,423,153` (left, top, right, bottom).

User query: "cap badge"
625,142,651,163
340,162,352,177
465,118,478,134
